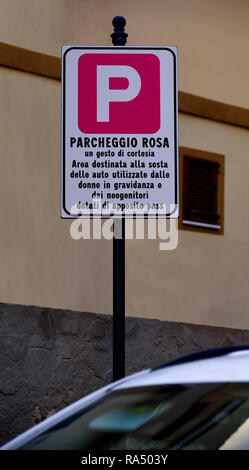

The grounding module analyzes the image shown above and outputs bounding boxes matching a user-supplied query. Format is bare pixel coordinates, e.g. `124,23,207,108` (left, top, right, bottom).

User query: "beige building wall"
126,114,249,329
1,64,248,329
0,0,249,108
0,66,112,313
0,0,248,329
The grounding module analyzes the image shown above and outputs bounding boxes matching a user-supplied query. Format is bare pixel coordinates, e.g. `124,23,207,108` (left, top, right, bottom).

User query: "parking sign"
61,46,178,218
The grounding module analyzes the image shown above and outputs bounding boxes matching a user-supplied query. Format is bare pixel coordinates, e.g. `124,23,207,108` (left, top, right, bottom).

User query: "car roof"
153,344,249,369
116,348,249,390
3,345,249,449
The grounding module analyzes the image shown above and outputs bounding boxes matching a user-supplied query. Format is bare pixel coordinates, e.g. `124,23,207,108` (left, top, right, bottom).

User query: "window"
179,147,225,234
18,383,249,450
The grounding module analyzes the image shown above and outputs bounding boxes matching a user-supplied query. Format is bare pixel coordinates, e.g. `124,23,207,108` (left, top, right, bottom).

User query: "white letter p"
97,65,141,122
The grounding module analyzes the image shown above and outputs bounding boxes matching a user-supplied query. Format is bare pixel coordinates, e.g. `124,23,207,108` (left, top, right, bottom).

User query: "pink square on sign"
78,53,160,134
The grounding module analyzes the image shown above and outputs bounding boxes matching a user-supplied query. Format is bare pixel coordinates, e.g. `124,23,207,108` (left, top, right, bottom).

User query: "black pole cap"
111,16,128,46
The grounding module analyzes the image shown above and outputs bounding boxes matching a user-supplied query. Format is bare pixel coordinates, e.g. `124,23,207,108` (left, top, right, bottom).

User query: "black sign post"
111,16,127,381
61,19,178,382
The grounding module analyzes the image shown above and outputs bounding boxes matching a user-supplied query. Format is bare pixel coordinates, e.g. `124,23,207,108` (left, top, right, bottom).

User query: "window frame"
179,147,225,235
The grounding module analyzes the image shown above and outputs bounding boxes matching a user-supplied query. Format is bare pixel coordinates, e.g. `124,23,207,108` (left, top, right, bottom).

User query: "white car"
2,345,249,450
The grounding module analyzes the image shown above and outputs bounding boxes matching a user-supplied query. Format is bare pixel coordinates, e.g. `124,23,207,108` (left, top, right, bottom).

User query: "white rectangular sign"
61,46,178,218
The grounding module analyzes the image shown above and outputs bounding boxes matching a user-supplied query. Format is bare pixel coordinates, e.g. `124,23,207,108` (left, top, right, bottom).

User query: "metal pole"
111,16,127,381
113,218,125,381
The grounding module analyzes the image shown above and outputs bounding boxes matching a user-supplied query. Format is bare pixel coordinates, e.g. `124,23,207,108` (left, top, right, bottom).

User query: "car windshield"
19,383,249,450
